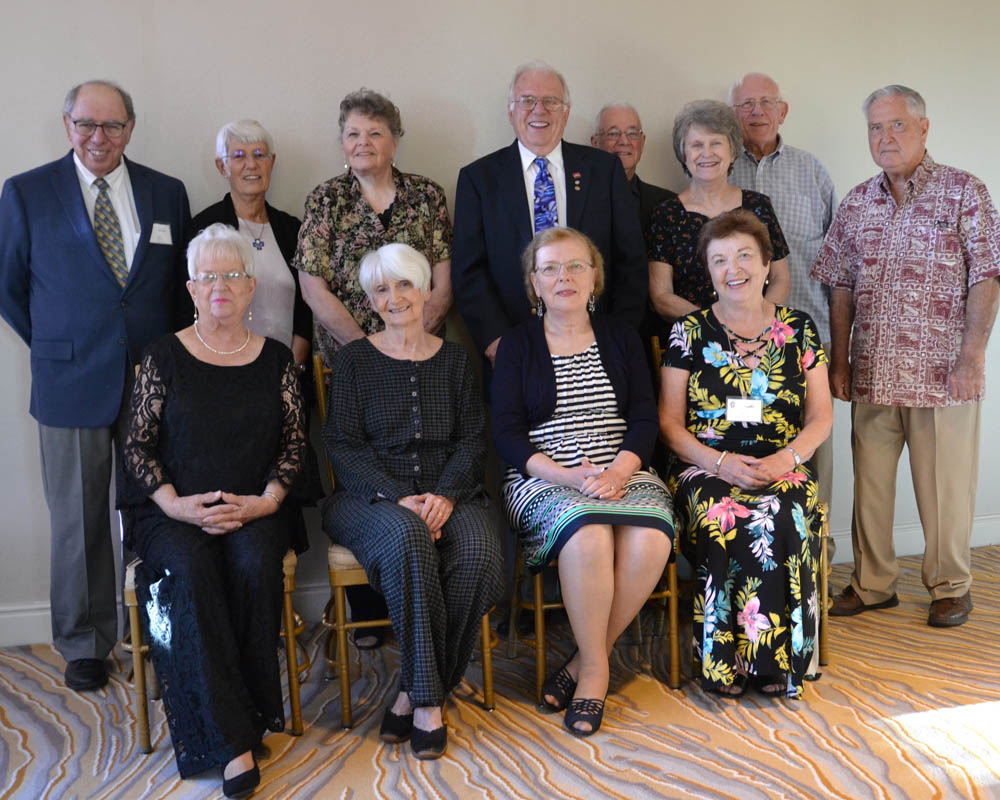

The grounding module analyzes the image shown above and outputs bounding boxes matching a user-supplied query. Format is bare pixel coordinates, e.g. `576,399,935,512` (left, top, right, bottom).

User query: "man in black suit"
0,81,189,691
591,102,675,238
452,61,647,366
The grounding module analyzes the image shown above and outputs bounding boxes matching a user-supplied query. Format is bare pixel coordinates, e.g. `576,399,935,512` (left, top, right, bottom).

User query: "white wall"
2,0,999,645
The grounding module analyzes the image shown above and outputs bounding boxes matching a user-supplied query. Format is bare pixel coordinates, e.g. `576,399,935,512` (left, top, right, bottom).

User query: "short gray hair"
63,80,135,121
215,119,274,161
338,89,404,139
358,242,431,299
727,72,782,105
593,102,640,136
672,100,744,177
507,60,572,107
186,223,255,280
862,85,926,119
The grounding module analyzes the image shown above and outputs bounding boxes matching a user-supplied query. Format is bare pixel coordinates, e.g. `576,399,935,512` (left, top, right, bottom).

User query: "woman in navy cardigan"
492,227,675,736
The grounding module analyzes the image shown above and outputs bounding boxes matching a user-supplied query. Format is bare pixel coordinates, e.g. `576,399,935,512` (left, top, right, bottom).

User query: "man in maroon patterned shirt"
812,85,1000,628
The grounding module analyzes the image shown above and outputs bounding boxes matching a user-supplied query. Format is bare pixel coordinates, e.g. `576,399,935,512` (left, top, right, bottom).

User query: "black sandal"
352,627,386,650
540,649,578,712
410,724,447,760
752,674,787,697
564,697,605,737
708,673,747,699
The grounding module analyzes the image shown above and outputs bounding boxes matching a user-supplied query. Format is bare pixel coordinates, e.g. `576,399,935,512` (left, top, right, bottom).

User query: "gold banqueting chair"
312,354,497,728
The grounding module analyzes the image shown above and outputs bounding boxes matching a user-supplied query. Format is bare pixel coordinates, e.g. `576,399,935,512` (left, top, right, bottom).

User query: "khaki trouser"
849,402,980,602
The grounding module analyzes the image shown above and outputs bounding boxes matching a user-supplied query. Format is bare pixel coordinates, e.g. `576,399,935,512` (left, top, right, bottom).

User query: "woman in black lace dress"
119,223,319,798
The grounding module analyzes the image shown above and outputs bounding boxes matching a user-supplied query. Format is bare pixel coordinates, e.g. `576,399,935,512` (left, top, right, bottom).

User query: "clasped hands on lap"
397,493,455,541
151,483,286,534
716,449,797,491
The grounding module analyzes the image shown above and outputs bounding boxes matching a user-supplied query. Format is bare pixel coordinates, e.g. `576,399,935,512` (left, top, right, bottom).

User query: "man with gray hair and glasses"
0,80,189,690
452,61,646,369
812,85,1000,628
591,102,675,237
729,72,837,510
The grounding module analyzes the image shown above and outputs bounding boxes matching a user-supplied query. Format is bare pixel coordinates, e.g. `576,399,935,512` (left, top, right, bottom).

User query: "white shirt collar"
517,140,564,174
73,152,128,191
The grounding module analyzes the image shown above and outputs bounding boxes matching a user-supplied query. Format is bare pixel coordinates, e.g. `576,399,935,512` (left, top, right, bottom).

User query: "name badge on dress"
150,222,173,245
726,396,762,424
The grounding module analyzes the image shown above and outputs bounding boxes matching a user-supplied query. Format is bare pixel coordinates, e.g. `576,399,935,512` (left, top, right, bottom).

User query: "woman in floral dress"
659,209,832,698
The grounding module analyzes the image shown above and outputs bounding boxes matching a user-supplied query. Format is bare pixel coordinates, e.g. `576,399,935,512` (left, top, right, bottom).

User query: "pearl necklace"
194,322,251,355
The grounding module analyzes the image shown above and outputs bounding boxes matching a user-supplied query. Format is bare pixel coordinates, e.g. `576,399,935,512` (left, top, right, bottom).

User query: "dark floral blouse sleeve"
122,351,171,495
744,190,790,262
267,357,311,490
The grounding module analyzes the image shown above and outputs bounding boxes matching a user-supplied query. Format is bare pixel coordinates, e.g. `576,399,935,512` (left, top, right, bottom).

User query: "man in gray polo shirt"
729,71,837,508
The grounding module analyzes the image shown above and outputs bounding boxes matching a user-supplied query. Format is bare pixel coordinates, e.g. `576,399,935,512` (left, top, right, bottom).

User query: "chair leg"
533,571,546,706
333,586,353,728
282,586,303,736
627,615,643,664
506,550,524,659
667,561,681,689
128,602,151,754
480,612,495,711
819,513,831,667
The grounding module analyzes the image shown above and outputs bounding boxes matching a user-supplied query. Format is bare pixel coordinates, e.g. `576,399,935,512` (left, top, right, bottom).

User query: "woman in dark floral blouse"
294,88,454,644
647,100,790,326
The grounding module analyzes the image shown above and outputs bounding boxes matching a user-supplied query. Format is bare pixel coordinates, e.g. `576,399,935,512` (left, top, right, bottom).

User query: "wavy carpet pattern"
1,548,999,799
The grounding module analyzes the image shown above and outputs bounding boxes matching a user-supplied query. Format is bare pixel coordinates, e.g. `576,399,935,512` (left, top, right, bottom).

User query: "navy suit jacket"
452,140,647,354
0,151,190,427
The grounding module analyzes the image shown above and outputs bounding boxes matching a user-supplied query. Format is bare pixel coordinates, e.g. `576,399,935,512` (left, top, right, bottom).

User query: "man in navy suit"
0,81,190,690
452,61,647,366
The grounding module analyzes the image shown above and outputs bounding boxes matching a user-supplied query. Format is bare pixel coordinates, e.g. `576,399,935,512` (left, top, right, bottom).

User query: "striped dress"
503,342,674,571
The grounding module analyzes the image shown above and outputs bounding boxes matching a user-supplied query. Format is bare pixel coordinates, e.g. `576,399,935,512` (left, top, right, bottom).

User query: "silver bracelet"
262,491,282,507
714,451,728,474
784,446,802,468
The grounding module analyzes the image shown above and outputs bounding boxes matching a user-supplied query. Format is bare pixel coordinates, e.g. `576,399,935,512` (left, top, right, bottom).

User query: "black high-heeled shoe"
564,696,606,737
222,754,260,799
540,649,578,712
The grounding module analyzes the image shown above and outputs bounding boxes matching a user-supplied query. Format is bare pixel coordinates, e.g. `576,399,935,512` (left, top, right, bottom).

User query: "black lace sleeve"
266,357,310,490
122,351,171,496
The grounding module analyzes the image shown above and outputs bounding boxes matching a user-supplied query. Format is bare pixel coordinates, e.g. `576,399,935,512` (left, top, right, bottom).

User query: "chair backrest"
312,353,336,490
650,335,665,387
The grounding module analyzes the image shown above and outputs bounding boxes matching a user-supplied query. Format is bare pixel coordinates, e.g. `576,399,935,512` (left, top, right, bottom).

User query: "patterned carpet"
2,548,999,800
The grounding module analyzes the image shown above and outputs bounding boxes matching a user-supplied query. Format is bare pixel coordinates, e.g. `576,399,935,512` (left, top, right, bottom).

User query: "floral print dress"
663,306,826,697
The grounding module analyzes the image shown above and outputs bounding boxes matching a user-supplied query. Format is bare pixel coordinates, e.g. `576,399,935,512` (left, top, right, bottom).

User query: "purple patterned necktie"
533,157,557,232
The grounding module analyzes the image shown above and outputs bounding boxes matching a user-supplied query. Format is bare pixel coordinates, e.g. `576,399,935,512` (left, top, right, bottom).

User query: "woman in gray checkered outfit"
322,242,503,760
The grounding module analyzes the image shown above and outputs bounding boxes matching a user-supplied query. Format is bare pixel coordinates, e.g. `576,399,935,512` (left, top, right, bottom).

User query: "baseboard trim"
4,516,999,647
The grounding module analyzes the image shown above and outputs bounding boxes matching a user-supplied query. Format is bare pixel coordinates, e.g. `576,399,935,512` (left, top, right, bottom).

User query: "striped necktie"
93,177,128,287
533,157,557,233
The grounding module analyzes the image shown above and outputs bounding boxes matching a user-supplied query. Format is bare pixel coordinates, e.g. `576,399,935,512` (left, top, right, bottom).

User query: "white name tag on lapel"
726,396,762,423
150,222,173,245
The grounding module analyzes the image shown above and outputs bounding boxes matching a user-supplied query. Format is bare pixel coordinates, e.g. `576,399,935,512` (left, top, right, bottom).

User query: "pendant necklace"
195,322,251,355
244,218,267,251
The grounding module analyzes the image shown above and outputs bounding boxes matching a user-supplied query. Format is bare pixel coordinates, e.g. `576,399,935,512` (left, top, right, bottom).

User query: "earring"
587,294,596,313
535,299,545,318
193,308,198,321
248,307,253,323
343,163,349,170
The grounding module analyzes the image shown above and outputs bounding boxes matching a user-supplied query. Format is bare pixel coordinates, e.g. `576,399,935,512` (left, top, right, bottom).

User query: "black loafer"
379,707,414,743
410,724,447,760
222,756,259,799
64,658,108,691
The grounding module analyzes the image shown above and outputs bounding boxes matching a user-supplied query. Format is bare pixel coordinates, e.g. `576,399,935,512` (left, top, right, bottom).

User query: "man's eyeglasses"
70,119,129,138
733,97,781,114
512,95,567,112
597,128,642,142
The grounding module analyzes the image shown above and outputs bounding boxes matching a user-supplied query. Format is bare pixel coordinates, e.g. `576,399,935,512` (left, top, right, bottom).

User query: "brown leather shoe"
928,591,972,628
829,585,899,617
